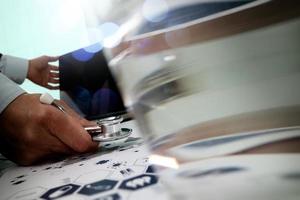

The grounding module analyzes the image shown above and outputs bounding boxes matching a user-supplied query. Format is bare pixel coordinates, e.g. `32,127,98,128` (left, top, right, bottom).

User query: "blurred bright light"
117,14,141,38
103,34,122,48
99,22,121,48
87,27,104,44
80,0,113,27
72,49,95,62
149,154,179,169
73,22,122,61
84,43,103,53
50,0,84,33
163,55,176,62
142,0,169,22
99,22,119,38
85,22,121,50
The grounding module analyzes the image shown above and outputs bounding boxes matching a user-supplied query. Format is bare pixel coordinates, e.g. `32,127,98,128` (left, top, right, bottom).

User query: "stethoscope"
39,93,132,147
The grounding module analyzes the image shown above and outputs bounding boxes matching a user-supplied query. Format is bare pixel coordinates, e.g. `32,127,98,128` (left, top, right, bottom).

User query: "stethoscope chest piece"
88,116,132,145
39,93,132,147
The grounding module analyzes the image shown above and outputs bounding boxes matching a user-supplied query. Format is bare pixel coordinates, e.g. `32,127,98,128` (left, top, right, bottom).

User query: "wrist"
27,59,34,81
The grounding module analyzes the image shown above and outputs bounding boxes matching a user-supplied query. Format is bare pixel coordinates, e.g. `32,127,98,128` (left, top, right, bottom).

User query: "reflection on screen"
59,48,126,120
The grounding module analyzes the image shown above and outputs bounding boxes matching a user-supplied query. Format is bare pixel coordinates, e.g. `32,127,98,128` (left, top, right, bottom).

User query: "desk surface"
0,120,169,200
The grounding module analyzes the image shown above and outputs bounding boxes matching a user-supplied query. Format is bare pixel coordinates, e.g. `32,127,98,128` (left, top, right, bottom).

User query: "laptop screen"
59,48,126,120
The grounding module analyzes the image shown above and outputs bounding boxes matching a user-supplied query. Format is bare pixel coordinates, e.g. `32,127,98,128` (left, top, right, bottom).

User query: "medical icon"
78,179,118,196
40,184,80,200
119,174,158,191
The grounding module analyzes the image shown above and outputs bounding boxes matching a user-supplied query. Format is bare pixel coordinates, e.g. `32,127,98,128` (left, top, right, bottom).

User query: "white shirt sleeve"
0,73,26,113
0,55,29,84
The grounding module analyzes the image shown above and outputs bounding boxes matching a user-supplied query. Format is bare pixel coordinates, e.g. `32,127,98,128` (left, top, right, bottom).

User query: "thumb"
47,56,59,62
80,118,98,127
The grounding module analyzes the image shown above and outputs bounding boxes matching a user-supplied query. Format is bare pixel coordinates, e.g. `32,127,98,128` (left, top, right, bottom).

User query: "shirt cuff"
0,74,26,114
2,55,29,84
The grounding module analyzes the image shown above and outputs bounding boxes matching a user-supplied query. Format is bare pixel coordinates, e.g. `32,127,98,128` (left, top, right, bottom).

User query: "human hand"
28,56,60,90
0,93,98,165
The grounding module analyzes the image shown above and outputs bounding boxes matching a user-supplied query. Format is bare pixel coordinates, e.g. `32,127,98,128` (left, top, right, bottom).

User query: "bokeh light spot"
99,22,120,38
72,49,95,62
99,22,121,48
84,43,103,53
142,0,169,23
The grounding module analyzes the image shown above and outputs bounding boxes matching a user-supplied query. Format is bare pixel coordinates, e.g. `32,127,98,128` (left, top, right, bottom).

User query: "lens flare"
84,43,103,53
99,22,121,48
149,154,179,169
142,0,169,23
72,49,95,62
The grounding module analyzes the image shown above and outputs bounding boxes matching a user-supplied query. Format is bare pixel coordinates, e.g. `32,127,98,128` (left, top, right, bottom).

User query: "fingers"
43,136,75,156
30,128,76,161
47,56,59,62
49,77,59,84
52,100,98,131
49,65,59,78
0,94,80,165
47,108,98,153
49,73,59,79
57,100,83,120
81,118,98,127
47,84,60,90
48,64,60,90
50,65,59,72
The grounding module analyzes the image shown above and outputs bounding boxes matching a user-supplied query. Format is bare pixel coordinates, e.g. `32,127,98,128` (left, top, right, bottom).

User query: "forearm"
0,54,29,84
0,73,26,114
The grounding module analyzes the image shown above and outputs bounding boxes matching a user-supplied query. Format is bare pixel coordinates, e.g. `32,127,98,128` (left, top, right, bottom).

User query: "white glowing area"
149,154,179,169
84,42,103,53
142,0,169,22
163,55,177,62
86,22,122,49
99,22,121,48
